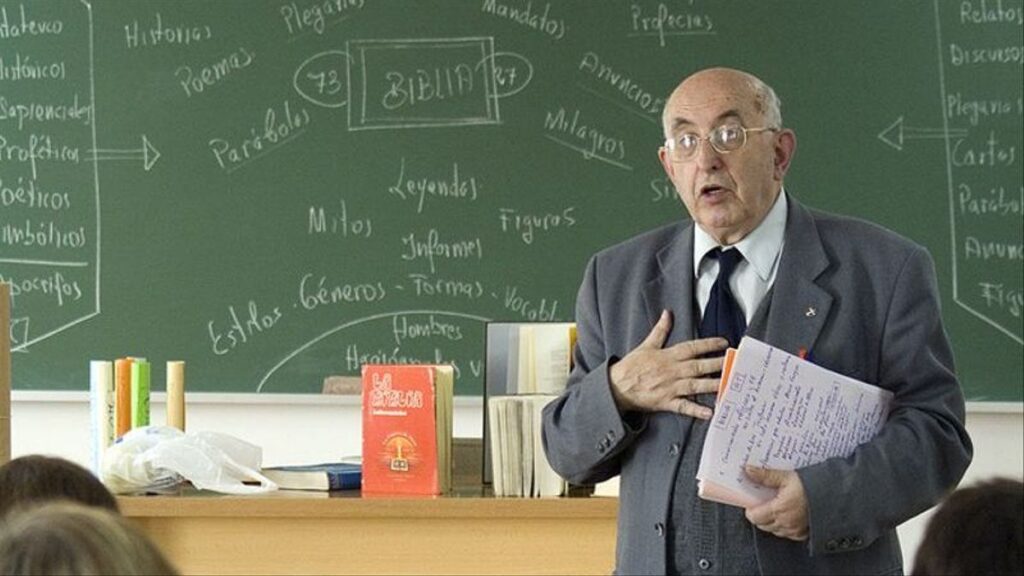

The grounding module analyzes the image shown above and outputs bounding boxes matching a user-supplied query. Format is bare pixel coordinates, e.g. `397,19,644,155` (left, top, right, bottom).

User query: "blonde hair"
0,501,179,575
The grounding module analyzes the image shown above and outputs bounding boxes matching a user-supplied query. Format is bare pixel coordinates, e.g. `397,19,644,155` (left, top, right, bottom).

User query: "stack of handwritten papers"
697,337,893,508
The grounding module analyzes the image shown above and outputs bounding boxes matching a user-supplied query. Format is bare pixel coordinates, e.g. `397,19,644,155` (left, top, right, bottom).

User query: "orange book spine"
114,358,132,438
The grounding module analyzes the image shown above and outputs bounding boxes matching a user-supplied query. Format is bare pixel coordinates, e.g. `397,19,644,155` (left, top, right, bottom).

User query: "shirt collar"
693,189,788,281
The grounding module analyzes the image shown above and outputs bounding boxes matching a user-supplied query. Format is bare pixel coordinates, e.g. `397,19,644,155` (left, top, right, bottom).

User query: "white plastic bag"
101,426,278,495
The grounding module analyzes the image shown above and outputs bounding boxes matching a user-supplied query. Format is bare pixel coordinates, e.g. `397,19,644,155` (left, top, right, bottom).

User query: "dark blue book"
261,462,361,491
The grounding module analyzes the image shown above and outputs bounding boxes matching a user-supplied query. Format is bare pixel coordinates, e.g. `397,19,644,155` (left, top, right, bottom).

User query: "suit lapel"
757,196,833,356
643,223,696,346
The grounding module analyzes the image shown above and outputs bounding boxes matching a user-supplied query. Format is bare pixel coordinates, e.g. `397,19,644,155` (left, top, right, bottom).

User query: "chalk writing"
206,300,285,356
348,37,500,129
0,53,66,81
952,131,1017,166
578,52,663,115
964,237,1024,261
0,133,80,179
481,0,566,40
629,2,715,47
392,313,464,346
958,183,1023,216
388,158,480,213
400,229,483,274
345,343,465,379
503,285,559,320
0,271,82,308
307,200,373,238
0,177,71,211
649,177,677,202
293,50,349,108
498,206,576,244
946,92,1023,126
949,42,1024,66
280,0,365,36
0,4,63,39
978,282,1024,317
407,273,484,300
959,0,1024,25
0,95,92,131
0,219,86,250
298,273,387,311
542,106,631,170
208,100,311,172
175,46,255,98
123,12,213,49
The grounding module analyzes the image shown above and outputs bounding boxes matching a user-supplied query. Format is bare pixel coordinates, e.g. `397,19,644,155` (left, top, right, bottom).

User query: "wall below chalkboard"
1,0,1020,400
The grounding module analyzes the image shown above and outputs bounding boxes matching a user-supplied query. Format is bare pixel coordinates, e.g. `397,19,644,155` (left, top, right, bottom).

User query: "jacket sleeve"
541,255,647,485
797,246,973,556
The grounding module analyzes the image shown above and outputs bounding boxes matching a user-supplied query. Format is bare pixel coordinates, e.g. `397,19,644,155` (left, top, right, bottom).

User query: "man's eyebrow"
668,109,745,133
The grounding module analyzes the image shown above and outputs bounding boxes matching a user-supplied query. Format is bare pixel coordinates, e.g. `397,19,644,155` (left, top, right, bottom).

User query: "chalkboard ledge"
12,390,485,407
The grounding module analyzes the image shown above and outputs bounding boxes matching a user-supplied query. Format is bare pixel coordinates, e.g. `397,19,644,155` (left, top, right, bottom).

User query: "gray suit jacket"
542,195,972,575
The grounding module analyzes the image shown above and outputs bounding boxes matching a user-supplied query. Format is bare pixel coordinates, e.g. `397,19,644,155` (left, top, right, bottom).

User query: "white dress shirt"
694,190,788,324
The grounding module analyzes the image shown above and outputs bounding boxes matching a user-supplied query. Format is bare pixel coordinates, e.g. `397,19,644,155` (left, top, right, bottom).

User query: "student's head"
0,455,118,518
659,67,797,246
912,477,1024,576
0,501,179,575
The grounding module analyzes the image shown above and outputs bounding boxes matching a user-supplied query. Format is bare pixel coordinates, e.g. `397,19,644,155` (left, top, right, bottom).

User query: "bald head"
662,68,782,137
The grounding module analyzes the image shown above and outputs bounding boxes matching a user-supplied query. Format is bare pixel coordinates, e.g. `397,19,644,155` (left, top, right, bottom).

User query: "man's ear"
658,146,677,179
773,130,797,181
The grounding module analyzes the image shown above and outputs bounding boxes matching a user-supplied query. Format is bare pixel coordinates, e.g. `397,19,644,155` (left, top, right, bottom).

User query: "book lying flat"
697,337,894,508
261,462,362,491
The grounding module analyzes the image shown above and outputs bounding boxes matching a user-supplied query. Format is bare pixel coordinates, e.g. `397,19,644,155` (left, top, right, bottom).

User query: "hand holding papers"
697,337,894,508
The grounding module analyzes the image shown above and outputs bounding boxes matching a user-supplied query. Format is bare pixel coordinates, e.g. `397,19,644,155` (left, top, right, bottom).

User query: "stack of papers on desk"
697,337,893,508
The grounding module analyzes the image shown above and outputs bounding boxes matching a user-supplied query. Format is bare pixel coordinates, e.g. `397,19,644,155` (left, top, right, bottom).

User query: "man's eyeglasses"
664,123,778,161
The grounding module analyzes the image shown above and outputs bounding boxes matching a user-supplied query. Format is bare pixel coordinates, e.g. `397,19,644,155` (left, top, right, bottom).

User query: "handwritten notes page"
696,337,894,508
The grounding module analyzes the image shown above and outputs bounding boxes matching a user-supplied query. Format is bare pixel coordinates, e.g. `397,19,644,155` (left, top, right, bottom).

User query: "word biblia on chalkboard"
0,0,1018,403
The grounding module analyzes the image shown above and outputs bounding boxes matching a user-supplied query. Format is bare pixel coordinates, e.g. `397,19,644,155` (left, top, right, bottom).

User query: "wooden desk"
119,489,618,575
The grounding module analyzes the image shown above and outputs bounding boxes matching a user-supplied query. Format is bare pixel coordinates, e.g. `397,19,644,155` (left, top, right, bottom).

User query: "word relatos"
959,0,1024,25
388,158,480,213
630,2,714,47
209,100,311,172
206,299,284,356
280,0,365,36
401,229,483,274
498,207,576,244
308,200,372,238
543,107,629,170
481,0,566,40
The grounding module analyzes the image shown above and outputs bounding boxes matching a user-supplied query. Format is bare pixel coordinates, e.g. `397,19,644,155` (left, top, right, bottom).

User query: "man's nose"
695,138,723,171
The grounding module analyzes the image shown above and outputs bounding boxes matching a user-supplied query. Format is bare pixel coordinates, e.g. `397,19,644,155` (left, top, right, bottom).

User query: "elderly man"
542,68,972,575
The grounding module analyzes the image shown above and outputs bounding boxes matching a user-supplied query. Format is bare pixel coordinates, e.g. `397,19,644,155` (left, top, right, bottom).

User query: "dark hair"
0,455,118,518
912,477,1024,576
0,501,178,575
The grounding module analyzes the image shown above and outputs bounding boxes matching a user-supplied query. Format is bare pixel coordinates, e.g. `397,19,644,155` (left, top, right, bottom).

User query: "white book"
697,337,893,508
89,360,115,476
488,395,567,497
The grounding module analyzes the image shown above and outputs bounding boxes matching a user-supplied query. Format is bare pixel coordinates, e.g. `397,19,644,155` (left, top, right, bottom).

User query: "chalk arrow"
878,116,968,151
86,135,161,171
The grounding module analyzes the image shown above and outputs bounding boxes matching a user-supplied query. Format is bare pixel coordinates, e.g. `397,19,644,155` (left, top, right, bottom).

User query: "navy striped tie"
699,248,746,348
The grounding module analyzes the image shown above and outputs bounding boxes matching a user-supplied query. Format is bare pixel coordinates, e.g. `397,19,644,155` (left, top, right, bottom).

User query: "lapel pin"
805,307,817,318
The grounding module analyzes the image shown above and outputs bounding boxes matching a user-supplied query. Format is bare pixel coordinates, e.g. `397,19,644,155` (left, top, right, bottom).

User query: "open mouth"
700,184,727,198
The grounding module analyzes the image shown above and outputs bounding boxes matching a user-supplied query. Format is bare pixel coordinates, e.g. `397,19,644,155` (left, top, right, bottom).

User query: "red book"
361,364,454,495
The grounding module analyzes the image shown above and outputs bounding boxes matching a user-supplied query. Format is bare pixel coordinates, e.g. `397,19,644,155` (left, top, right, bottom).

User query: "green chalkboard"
2,0,1021,400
